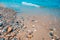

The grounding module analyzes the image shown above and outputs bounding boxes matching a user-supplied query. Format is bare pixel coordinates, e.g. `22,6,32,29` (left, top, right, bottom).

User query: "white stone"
34,20,38,22
32,25,35,27
34,29,37,32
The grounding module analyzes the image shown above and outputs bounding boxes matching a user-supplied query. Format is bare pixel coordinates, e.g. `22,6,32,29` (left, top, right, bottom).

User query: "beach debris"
0,14,3,19
16,21,19,25
7,25,13,33
12,38,17,40
34,29,37,32
49,30,54,38
0,20,3,27
49,27,60,40
54,35,60,40
52,39,55,40
49,27,56,37
25,30,33,40
31,19,38,23
3,25,13,36
0,29,2,35
32,25,35,28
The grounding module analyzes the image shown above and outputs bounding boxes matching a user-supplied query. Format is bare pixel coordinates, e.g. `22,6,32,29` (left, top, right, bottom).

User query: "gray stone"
0,38,5,40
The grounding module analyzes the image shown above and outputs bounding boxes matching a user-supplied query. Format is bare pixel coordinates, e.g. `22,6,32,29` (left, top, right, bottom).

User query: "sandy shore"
14,14,60,40
0,6,60,40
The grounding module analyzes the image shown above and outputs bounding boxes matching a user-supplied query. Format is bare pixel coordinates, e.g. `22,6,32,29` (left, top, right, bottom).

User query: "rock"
0,38,5,40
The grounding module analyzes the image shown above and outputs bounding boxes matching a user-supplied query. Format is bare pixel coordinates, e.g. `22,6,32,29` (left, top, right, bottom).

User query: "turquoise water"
0,0,60,8
0,0,60,18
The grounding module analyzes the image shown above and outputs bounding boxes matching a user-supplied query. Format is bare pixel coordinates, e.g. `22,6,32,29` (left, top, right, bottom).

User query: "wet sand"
15,14,60,40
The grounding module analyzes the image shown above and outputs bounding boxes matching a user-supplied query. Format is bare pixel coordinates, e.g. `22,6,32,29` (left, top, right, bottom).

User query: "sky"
0,0,60,18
